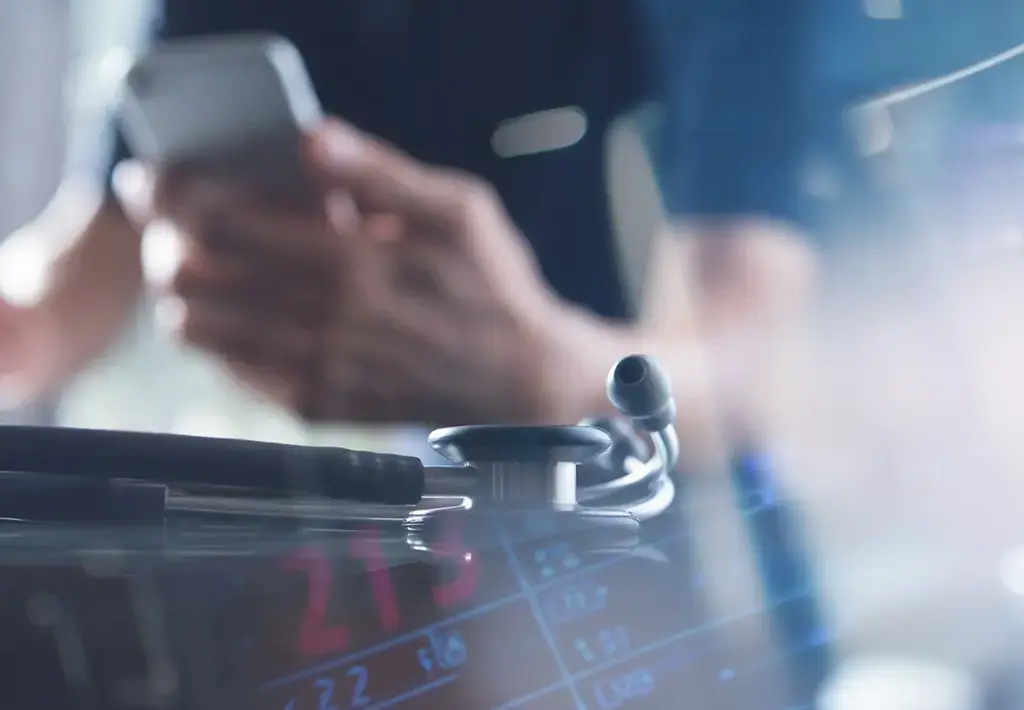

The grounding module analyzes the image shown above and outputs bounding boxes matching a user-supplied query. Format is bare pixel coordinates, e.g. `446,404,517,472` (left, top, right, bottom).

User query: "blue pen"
731,448,832,697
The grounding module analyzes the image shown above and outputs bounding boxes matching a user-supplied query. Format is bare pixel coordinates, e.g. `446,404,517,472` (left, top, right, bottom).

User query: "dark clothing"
104,0,831,319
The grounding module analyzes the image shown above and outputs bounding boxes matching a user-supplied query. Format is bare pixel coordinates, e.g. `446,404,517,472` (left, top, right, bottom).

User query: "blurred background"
5,1,1024,708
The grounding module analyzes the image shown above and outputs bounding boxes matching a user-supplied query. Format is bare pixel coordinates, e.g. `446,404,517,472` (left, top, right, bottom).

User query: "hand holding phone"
119,34,323,201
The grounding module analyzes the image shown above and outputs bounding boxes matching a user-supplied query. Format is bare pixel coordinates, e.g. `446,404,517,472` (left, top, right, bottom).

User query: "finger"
140,196,342,285
120,158,355,272
142,218,349,346
140,219,187,292
144,223,334,325
184,195,348,276
141,215,323,296
163,295,317,371
142,219,284,300
176,260,334,325
112,161,211,222
141,164,276,241
111,161,157,227
307,119,503,235
360,212,407,243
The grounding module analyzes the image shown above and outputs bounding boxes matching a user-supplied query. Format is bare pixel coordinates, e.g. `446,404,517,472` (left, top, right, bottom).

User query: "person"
0,0,823,473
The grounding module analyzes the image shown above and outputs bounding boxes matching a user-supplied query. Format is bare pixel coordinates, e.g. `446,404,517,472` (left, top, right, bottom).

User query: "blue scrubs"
103,0,834,320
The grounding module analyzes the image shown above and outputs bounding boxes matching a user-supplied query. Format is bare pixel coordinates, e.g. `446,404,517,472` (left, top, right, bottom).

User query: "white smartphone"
120,34,323,199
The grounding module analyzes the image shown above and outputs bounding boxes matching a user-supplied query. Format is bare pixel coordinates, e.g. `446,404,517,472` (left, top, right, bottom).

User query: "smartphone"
120,34,323,199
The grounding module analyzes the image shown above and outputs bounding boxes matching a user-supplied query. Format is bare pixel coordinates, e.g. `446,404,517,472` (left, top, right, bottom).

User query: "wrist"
529,300,639,424
530,301,733,475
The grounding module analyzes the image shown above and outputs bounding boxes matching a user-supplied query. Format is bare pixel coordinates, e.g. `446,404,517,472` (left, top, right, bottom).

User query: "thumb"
306,119,492,234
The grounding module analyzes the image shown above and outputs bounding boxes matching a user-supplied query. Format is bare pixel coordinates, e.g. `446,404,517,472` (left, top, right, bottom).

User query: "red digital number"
282,521,480,656
349,532,400,631
280,547,350,656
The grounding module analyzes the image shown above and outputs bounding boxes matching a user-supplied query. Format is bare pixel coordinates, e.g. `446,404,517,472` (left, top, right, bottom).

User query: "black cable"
0,427,424,505
0,472,168,524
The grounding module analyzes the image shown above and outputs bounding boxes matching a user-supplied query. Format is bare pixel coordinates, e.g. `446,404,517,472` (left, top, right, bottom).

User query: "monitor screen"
1,470,827,710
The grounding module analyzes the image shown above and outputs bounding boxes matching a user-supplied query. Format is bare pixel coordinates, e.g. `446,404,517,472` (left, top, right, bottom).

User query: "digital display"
2,489,827,710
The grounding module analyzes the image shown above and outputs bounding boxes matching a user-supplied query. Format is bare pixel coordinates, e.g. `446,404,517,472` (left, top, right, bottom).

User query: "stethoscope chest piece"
404,425,640,555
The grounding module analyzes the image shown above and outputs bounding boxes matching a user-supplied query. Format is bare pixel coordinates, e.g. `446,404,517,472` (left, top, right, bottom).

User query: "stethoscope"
175,356,678,554
0,355,676,555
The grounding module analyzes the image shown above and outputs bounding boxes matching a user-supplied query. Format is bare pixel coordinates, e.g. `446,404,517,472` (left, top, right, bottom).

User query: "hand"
116,119,622,424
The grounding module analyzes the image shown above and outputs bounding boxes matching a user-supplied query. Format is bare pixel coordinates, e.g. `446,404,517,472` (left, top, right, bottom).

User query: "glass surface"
1,472,825,710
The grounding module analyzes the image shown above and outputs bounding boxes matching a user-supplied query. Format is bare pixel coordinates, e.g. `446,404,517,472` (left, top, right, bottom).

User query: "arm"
0,0,247,398
551,0,830,472
0,182,143,394
644,0,829,458
635,0,825,327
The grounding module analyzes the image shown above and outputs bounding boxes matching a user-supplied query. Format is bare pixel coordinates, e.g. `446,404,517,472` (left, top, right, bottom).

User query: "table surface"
57,312,1024,673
